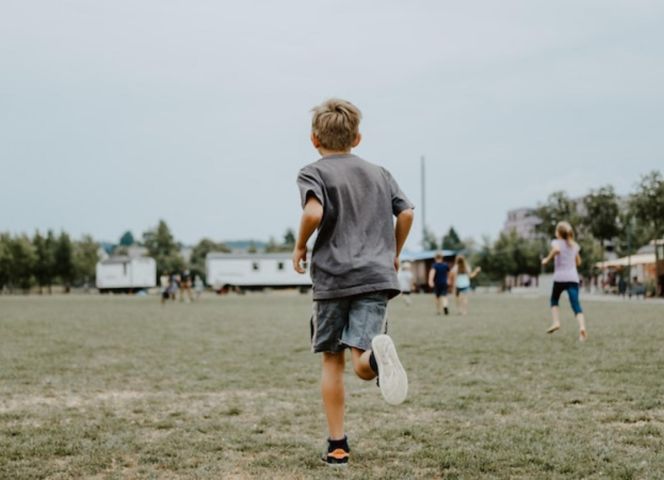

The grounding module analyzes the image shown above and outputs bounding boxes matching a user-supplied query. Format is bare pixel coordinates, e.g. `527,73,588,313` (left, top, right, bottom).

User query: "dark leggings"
550,282,583,314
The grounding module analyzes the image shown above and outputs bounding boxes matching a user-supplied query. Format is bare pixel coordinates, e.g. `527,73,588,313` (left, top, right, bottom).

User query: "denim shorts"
310,291,389,353
434,284,448,297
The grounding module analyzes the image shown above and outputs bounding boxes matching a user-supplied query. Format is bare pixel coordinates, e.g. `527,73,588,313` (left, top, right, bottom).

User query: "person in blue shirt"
428,252,450,315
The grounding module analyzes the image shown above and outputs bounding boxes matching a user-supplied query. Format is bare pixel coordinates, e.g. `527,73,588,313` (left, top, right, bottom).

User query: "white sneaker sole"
371,334,408,405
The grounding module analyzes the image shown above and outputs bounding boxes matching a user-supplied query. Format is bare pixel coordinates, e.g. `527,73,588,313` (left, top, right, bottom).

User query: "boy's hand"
293,245,308,274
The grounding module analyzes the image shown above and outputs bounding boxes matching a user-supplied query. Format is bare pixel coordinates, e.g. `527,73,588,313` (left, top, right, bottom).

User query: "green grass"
1,293,663,479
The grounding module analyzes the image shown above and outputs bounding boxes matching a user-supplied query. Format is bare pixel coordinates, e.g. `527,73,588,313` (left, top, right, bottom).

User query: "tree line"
426,171,664,289
2,171,661,293
0,220,297,294
0,232,98,293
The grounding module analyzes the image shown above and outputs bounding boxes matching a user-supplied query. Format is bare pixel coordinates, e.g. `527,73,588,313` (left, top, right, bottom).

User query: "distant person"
428,253,450,315
541,221,587,342
160,272,170,305
630,276,645,299
618,275,627,297
292,98,413,466
194,275,204,299
449,255,481,315
397,262,415,305
168,273,179,301
179,269,193,303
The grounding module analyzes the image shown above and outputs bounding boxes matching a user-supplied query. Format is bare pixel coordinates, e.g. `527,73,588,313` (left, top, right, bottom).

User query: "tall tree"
142,220,183,276
119,230,135,247
33,231,56,294
55,232,75,292
0,233,12,292
422,227,438,250
283,228,296,247
74,235,99,287
441,227,465,251
583,185,620,259
190,238,230,280
9,235,37,292
630,170,664,295
535,191,580,238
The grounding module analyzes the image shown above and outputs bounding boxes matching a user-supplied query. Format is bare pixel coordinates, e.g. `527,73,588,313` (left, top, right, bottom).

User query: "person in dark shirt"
428,252,450,315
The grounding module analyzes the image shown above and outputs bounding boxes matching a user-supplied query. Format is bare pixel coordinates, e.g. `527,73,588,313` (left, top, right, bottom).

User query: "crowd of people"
159,269,204,304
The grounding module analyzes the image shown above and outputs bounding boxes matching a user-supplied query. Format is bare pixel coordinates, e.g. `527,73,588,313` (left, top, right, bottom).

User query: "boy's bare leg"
434,295,442,314
576,313,587,341
350,348,376,380
321,352,346,440
547,306,561,333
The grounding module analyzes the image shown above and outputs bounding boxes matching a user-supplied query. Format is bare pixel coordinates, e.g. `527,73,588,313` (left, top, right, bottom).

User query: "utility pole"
421,155,426,250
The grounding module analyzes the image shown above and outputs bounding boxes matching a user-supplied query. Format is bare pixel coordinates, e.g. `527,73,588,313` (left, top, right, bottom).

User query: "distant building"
502,207,541,239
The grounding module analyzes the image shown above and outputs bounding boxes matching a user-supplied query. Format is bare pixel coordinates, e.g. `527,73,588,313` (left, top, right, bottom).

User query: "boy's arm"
428,268,435,288
292,196,323,274
576,254,581,267
394,208,414,270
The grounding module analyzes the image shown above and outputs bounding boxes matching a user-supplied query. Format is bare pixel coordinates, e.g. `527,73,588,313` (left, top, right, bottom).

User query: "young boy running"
293,98,414,466
428,253,450,315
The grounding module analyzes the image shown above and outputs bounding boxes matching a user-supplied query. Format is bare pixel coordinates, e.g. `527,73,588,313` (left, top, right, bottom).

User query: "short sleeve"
551,239,558,249
383,168,414,216
296,167,324,209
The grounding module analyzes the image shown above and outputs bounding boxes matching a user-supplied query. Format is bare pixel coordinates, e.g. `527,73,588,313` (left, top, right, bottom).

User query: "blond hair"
556,221,575,246
311,98,361,151
455,255,469,274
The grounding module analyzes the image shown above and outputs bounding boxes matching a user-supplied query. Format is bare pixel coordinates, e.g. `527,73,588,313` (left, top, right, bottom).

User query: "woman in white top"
449,255,481,315
541,221,587,341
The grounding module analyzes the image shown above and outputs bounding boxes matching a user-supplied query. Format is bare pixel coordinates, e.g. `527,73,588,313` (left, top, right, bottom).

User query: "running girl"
449,255,481,315
541,221,588,341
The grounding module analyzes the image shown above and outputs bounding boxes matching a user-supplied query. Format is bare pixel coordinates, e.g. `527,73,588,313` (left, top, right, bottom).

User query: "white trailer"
96,256,157,293
206,252,311,292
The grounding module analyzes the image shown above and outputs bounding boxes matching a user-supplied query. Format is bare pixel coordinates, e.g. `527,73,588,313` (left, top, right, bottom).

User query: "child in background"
398,262,415,305
541,221,588,342
428,253,450,315
449,255,481,315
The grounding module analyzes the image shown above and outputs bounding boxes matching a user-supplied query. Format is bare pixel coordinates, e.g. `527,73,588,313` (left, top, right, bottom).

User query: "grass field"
1,292,663,479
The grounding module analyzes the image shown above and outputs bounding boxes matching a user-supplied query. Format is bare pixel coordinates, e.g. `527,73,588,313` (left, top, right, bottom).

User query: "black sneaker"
322,436,350,466
444,306,449,315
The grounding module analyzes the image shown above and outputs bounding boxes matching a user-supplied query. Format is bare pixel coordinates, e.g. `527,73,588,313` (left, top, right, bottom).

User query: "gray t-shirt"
297,154,414,300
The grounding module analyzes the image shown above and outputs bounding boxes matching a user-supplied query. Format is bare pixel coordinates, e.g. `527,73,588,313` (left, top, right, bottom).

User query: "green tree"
119,230,135,247
535,191,580,238
576,234,604,280
55,232,75,292
583,185,620,259
630,170,664,295
441,227,465,251
143,220,184,276
9,234,37,292
33,230,57,294
283,228,296,247
190,238,230,281
615,212,653,258
0,233,12,292
73,235,99,287
422,227,438,250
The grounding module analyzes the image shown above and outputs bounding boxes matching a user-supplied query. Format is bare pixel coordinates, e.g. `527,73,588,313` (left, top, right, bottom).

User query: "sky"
1,0,663,250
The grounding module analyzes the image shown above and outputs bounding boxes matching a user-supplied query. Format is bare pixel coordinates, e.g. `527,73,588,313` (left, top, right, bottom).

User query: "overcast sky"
2,0,663,250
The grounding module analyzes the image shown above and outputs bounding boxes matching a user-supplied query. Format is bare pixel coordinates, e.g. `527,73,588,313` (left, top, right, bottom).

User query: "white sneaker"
371,334,408,405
